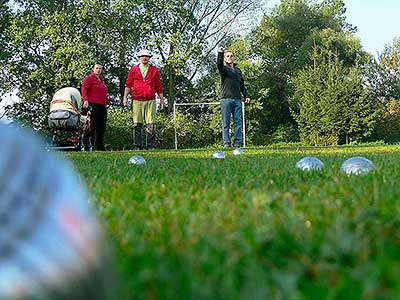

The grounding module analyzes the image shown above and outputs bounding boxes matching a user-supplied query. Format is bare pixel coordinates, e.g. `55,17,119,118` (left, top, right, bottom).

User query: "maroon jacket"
125,64,163,101
81,73,108,105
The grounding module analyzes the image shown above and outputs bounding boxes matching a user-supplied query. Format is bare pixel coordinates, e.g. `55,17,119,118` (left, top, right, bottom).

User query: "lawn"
66,145,400,300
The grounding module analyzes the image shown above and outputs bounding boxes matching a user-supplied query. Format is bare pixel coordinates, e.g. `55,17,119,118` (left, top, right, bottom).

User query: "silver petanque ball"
212,151,225,159
340,156,375,175
128,155,146,165
232,148,244,156
296,156,324,171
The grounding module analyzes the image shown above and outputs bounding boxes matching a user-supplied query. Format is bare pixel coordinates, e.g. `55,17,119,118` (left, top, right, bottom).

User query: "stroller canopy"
50,87,82,114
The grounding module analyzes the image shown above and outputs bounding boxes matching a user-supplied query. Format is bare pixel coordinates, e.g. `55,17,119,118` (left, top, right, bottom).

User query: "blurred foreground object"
0,124,113,300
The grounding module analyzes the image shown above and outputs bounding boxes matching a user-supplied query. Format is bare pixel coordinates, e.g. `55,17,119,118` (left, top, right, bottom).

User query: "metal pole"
173,101,178,150
174,102,220,106
242,103,246,148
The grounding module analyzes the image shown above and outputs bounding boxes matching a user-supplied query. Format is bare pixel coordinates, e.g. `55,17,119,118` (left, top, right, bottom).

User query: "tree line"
1,0,400,148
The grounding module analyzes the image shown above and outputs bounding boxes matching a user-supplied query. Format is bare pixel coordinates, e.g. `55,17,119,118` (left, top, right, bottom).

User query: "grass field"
67,145,400,300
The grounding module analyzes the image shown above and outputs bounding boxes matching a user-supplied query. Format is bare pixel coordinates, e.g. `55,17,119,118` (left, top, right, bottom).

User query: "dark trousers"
134,123,156,149
88,103,107,151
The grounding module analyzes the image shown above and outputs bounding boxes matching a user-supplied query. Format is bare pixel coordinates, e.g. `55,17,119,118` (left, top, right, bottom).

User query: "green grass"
66,145,400,300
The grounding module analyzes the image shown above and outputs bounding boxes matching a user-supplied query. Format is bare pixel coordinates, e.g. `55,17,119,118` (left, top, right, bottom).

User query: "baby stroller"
48,87,92,151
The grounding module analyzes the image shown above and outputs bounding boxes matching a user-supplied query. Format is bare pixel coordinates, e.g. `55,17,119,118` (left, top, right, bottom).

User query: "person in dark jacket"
81,63,108,151
123,49,166,150
217,48,250,148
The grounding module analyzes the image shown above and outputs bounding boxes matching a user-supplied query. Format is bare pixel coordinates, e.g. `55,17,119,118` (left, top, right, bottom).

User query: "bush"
157,110,219,149
104,108,134,150
105,108,220,150
270,123,299,144
370,98,400,144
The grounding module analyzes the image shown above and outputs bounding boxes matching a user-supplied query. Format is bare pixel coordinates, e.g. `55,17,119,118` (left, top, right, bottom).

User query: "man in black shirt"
217,48,250,148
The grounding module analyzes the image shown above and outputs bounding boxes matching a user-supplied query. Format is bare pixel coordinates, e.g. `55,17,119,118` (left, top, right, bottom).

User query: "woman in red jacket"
81,63,108,151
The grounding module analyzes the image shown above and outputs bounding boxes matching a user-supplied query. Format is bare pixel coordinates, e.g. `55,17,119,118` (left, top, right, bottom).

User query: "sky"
343,0,399,56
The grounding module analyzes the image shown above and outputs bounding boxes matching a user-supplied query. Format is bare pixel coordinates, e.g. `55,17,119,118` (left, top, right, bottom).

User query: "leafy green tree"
251,0,365,141
365,38,400,102
138,0,261,109
365,38,400,143
290,51,377,145
2,0,144,128
0,0,11,61
369,98,400,143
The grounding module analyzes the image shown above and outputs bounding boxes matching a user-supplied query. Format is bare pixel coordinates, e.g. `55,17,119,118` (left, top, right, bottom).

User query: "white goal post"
173,101,246,150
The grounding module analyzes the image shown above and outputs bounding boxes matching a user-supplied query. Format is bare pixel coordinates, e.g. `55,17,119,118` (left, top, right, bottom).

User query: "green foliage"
290,51,377,145
2,0,145,126
157,109,219,149
253,0,353,75
369,98,400,143
2,0,398,147
0,0,11,62
251,0,366,141
270,123,299,144
365,38,400,102
104,108,220,150
68,145,400,300
104,108,134,150
140,0,260,107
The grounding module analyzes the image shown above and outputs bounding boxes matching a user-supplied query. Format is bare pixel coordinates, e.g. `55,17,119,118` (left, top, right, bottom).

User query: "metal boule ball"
128,155,146,165
340,156,375,175
296,156,324,171
212,151,225,159
233,148,244,156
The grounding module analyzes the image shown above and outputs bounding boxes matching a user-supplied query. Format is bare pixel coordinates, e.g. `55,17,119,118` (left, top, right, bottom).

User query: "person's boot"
133,123,143,150
147,123,156,150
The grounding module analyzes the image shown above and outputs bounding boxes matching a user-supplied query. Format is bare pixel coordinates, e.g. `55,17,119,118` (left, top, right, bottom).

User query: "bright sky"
266,0,399,56
343,0,399,56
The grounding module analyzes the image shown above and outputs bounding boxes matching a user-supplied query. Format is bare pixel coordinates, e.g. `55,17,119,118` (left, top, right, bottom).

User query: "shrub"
370,98,400,143
104,108,134,150
105,108,220,150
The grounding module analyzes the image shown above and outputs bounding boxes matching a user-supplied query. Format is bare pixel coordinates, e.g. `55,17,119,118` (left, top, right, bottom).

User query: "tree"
251,0,365,141
0,0,11,61
290,50,377,145
1,0,145,128
364,37,400,102
0,0,12,100
139,0,261,109
369,98,400,143
365,38,400,143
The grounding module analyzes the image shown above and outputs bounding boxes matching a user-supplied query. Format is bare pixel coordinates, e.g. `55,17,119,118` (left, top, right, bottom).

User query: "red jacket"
81,73,108,105
125,64,163,101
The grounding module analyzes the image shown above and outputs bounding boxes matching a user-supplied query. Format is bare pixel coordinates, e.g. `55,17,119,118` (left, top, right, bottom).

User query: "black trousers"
87,103,107,151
